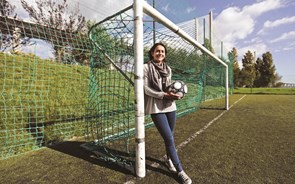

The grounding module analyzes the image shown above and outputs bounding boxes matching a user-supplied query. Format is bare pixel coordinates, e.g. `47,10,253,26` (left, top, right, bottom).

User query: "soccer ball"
166,80,188,99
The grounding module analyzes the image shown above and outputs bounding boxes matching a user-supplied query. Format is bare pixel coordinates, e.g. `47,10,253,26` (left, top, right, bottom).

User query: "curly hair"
148,42,168,62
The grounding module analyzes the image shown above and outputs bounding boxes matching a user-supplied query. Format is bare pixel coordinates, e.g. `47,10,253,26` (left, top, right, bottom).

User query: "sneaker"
165,159,177,172
178,170,192,184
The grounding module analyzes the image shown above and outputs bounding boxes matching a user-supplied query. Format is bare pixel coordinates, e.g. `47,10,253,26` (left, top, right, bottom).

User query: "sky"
11,0,295,83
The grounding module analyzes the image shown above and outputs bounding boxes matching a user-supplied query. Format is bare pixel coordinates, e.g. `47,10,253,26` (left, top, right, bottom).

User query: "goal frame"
133,0,229,178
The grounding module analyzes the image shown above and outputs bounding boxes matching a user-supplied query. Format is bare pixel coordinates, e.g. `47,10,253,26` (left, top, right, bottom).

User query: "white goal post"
133,0,229,178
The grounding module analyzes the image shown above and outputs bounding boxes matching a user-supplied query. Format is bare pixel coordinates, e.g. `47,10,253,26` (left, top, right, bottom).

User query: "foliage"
241,50,256,87
254,57,263,87
203,38,214,53
21,0,87,64
256,52,278,87
88,20,133,69
231,48,282,88
229,47,241,88
0,0,16,16
167,46,202,76
21,0,85,32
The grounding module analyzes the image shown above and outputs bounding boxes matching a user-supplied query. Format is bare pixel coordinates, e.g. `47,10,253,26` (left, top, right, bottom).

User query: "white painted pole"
209,11,213,45
194,17,198,42
143,1,229,110
225,65,229,110
133,0,146,178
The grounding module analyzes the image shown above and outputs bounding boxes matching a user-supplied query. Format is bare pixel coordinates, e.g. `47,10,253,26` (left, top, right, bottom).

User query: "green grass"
234,87,295,95
0,52,90,157
0,94,294,183
2,53,294,183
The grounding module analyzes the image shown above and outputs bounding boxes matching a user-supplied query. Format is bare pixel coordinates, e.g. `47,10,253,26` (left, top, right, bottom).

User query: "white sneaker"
178,170,192,184
165,159,177,172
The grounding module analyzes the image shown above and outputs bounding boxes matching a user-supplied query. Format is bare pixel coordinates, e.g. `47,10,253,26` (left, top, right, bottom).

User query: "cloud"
264,16,295,28
270,30,295,43
243,37,263,44
214,0,283,42
214,6,255,43
258,16,295,35
162,4,170,12
282,46,295,51
242,0,282,17
186,7,196,14
212,0,284,59
239,42,268,57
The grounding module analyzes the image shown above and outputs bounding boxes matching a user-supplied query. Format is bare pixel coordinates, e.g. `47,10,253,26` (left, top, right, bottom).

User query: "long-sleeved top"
144,63,177,115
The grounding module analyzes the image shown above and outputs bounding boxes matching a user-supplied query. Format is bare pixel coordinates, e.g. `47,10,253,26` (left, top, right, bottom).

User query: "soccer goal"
85,0,230,177
0,0,231,178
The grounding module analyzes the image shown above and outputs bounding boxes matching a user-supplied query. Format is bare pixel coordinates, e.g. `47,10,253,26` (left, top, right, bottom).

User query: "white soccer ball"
166,80,188,99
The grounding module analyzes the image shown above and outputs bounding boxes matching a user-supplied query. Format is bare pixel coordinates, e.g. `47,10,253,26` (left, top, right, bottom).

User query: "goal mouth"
85,0,231,176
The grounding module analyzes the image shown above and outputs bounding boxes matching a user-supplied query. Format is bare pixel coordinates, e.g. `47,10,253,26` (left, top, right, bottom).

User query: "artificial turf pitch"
0,94,294,184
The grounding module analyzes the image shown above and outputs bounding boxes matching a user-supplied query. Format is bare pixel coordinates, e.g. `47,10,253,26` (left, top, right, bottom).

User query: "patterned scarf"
148,60,170,92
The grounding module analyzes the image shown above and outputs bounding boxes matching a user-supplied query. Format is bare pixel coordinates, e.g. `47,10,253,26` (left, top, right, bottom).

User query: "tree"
229,47,241,88
21,0,86,64
241,50,256,87
273,73,282,86
0,0,16,16
21,0,85,32
258,52,278,87
254,57,263,87
203,38,214,53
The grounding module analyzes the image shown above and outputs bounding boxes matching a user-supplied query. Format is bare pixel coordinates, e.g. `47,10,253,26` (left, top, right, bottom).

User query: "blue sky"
12,0,295,83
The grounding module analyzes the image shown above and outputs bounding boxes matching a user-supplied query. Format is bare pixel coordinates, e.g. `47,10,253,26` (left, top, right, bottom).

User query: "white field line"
176,94,246,150
125,95,246,183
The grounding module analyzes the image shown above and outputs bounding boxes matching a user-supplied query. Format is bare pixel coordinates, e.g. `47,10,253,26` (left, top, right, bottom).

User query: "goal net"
0,1,233,176
85,0,232,176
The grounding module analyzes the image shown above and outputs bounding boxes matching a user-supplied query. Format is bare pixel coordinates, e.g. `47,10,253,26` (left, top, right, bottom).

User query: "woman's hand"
164,92,181,100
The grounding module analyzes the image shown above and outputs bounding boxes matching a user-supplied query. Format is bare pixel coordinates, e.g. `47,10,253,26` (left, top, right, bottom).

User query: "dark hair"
148,42,167,62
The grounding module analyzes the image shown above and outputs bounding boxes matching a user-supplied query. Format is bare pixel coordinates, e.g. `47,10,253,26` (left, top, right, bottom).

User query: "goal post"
133,0,229,177
133,0,146,178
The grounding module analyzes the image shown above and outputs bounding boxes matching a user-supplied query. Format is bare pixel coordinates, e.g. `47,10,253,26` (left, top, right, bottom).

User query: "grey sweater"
144,63,177,115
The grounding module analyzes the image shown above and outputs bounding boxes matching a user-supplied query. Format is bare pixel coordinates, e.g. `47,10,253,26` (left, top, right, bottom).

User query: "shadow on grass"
144,155,179,183
48,141,135,175
48,141,178,182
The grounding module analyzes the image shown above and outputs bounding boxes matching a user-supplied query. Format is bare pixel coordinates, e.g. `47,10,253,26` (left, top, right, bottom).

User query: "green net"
0,15,91,159
85,6,233,163
0,4,233,161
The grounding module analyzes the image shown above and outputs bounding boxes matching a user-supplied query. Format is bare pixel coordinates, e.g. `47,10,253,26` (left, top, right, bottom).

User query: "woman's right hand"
164,92,181,100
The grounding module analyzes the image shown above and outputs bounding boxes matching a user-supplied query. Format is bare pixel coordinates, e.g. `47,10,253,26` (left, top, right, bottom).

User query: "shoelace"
179,172,190,183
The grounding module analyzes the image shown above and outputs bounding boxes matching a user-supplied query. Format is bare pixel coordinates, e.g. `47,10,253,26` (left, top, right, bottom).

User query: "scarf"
148,60,170,92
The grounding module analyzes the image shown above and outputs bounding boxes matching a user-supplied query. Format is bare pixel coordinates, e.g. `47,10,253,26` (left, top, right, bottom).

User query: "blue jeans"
151,111,183,172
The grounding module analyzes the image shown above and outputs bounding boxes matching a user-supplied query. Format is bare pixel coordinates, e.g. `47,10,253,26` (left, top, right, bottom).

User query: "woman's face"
152,45,166,63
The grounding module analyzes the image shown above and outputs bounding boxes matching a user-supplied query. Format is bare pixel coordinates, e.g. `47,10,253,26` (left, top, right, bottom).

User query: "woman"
144,43,192,184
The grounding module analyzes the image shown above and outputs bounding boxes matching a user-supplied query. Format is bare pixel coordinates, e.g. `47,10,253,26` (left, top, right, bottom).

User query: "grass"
234,87,295,95
0,52,91,157
0,94,294,183
1,52,294,183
